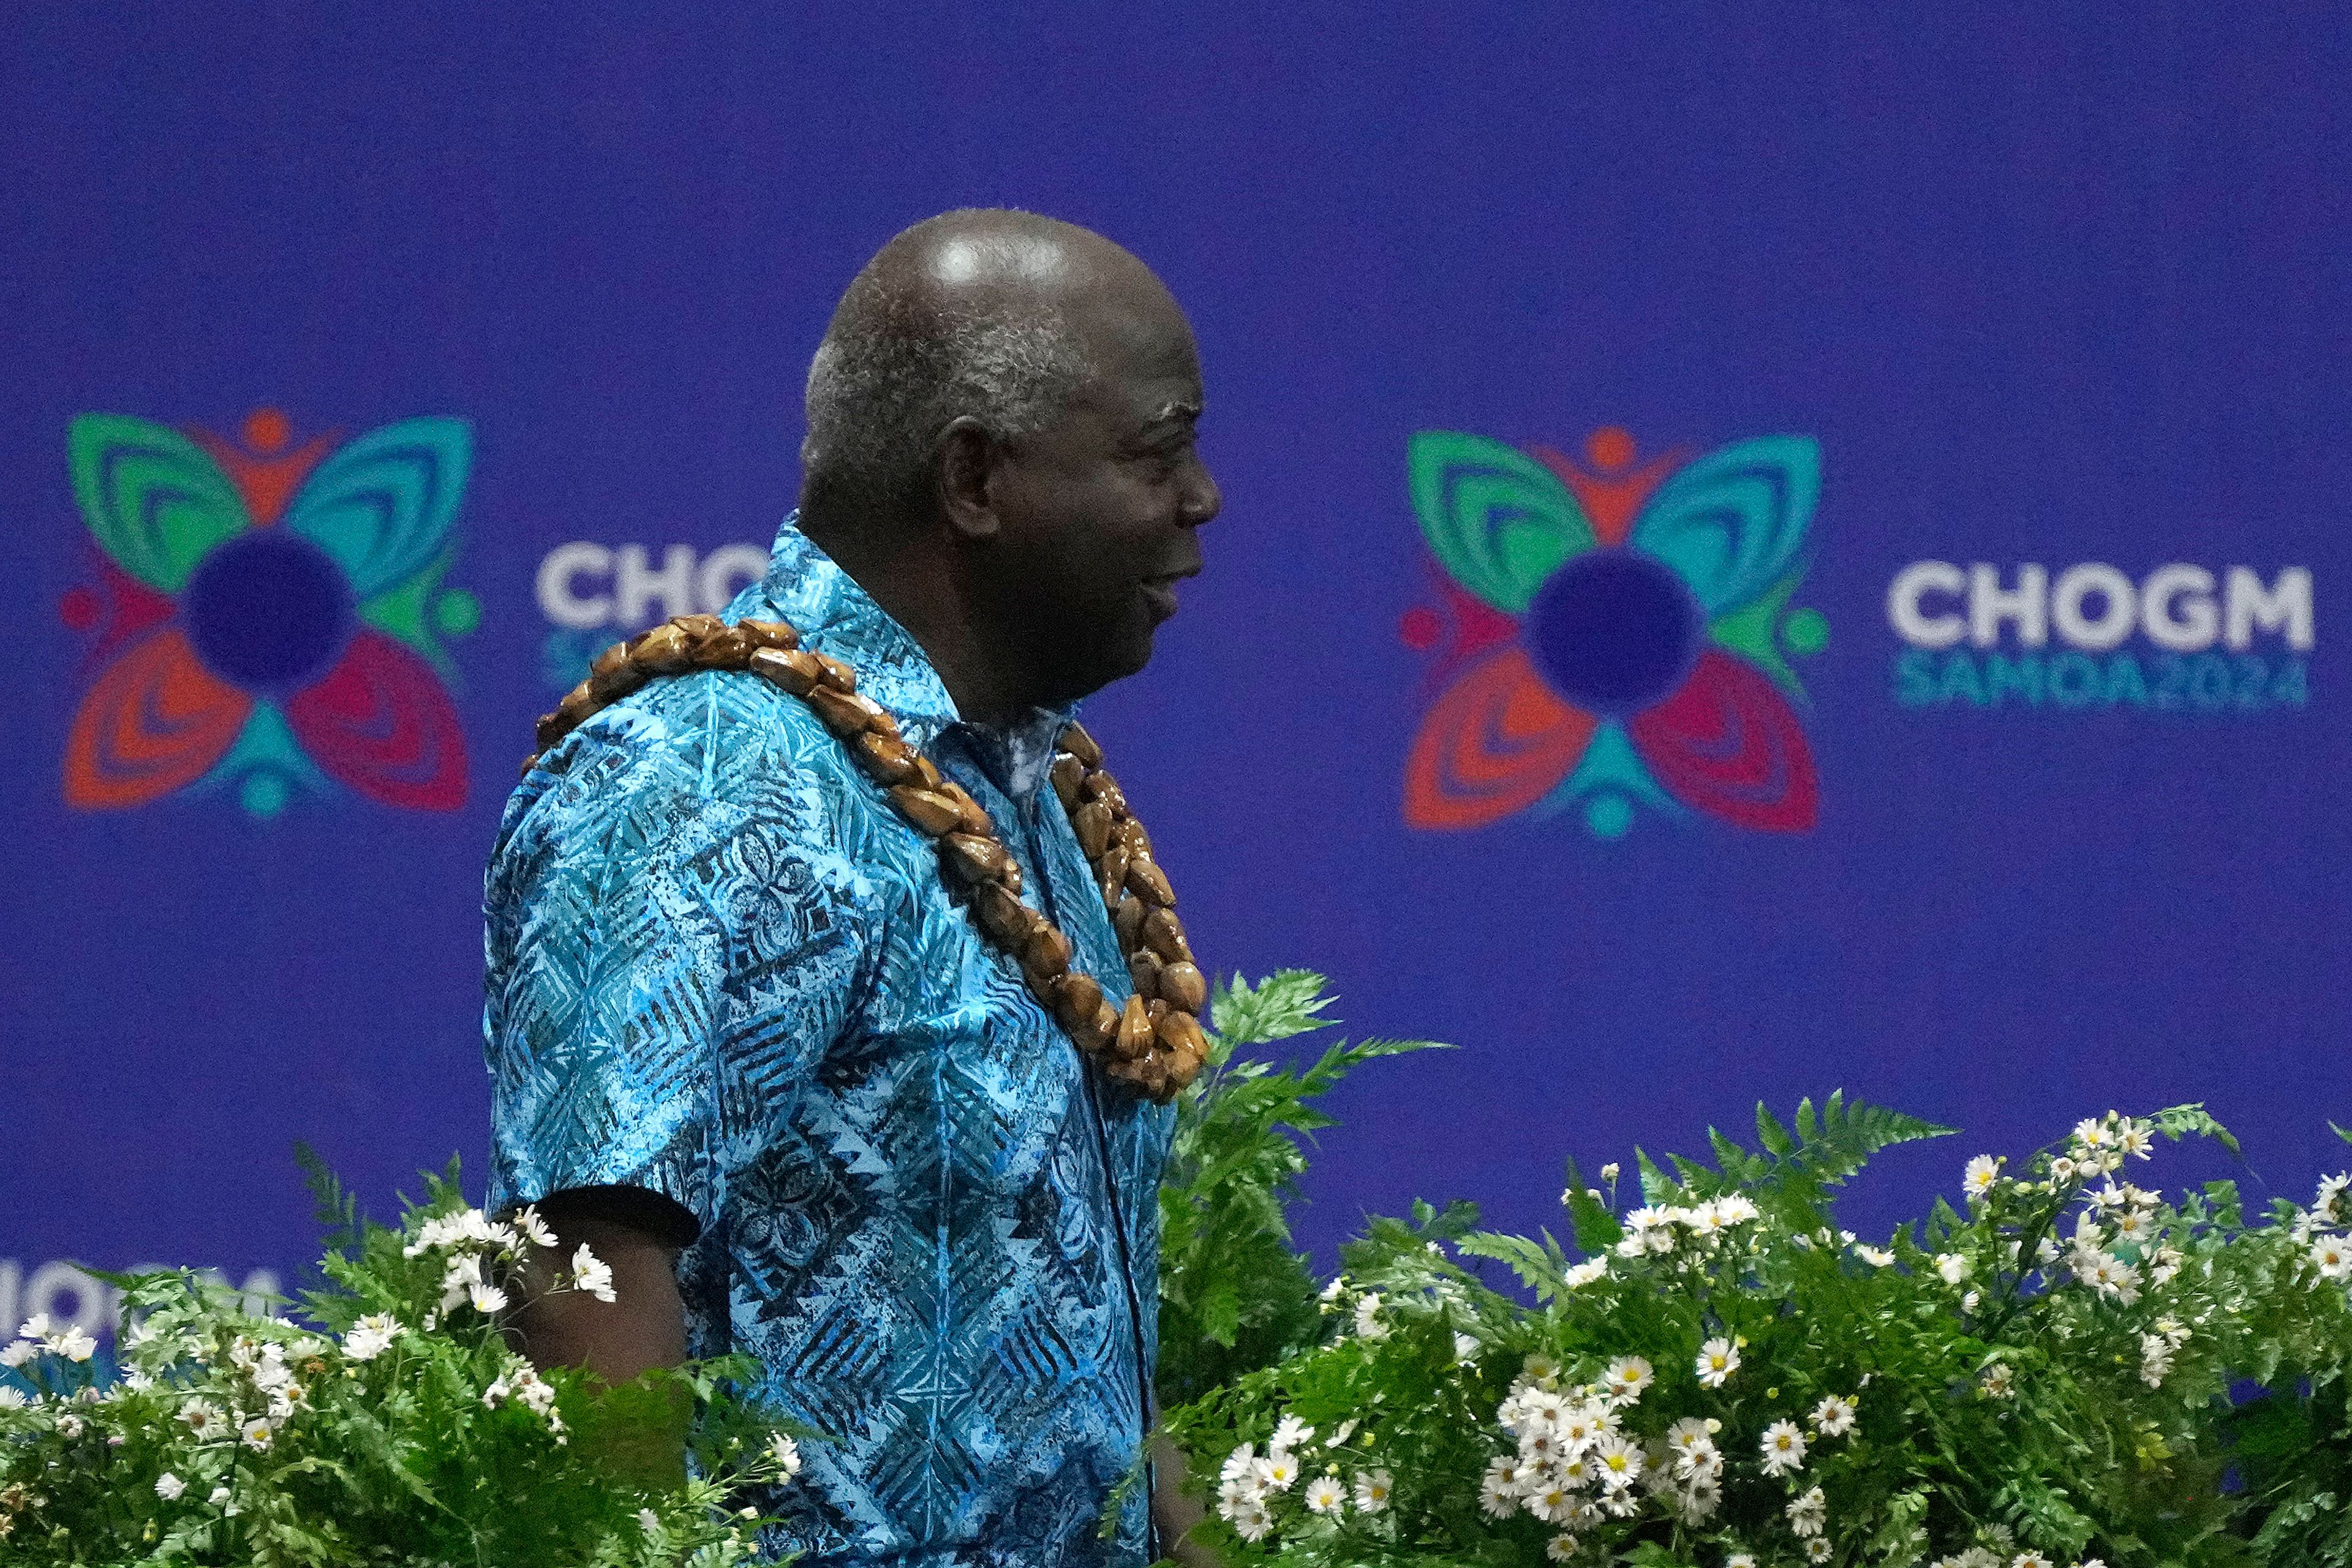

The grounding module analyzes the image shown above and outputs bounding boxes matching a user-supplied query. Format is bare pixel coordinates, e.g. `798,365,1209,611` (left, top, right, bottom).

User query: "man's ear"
935,416,1004,542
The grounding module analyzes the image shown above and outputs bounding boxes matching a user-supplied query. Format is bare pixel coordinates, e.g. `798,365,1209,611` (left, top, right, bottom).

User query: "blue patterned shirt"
483,519,1174,1566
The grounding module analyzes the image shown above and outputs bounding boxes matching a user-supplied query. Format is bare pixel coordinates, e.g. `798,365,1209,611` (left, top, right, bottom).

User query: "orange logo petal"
63,627,252,809
1404,647,1597,830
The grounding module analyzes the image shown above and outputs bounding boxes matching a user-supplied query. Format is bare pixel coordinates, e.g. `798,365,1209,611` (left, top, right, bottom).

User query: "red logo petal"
286,630,469,811
62,627,252,810
1404,646,1597,830
1627,650,1818,832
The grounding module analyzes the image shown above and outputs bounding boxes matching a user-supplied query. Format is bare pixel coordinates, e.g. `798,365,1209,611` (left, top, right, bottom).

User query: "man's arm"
511,1190,693,1483
513,1197,688,1385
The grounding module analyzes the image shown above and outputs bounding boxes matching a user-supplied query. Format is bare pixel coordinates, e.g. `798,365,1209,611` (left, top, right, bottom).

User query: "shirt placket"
948,736,1156,1434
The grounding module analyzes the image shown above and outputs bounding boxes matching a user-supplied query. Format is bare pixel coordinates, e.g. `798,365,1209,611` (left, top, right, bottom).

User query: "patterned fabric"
482,518,1174,1566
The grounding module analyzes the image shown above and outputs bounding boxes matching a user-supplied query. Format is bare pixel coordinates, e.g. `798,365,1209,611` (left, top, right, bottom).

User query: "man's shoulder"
496,666,867,870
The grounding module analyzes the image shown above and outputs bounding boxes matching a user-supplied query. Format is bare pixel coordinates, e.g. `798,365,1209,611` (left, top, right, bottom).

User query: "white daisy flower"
2316,1173,2351,1219
2312,1238,2352,1280
1760,1420,1808,1475
1788,1484,1828,1536
241,1416,274,1450
1564,1258,1610,1290
1603,1355,1654,1404
571,1245,617,1303
1592,1433,1645,1490
1526,1475,1579,1523
1479,1458,1523,1518
1518,1387,1569,1430
1548,1532,1582,1561
1353,1293,1389,1340
768,1431,801,1479
439,1253,483,1311
1728,1554,1759,1568
1936,1254,1972,1285
1716,1194,1762,1224
1812,1394,1858,1438
155,1472,186,1500
1232,1499,1274,1540
2013,1554,2053,1568
1270,1413,1316,1455
1353,1468,1392,1512
512,1205,559,1249
0,1341,34,1369
1980,1363,2016,1398
1696,1337,1740,1387
1665,1416,1716,1457
1806,1537,1834,1561
1964,1155,2003,1200
1557,1401,1606,1450
1304,1474,1346,1515
1219,1442,1260,1485
467,1280,510,1315
342,1314,402,1363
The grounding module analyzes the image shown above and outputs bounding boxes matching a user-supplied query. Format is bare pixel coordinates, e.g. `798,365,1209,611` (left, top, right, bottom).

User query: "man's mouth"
1140,568,1197,621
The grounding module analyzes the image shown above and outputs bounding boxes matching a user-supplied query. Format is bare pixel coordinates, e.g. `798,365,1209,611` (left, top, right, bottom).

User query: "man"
481,209,1221,1566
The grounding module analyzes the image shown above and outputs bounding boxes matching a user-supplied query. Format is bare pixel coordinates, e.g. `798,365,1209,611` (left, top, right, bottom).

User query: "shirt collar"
753,516,1076,791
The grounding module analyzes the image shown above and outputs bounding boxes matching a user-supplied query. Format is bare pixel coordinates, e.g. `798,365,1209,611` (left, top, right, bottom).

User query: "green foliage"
1155,972,1447,1409
1161,1100,2352,1568
0,1164,803,1565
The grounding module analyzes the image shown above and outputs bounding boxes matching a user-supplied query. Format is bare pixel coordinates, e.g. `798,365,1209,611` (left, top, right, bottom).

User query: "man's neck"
801,508,1036,727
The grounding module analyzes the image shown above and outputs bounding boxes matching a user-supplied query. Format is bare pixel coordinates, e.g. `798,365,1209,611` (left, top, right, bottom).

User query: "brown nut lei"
526,613,1206,1101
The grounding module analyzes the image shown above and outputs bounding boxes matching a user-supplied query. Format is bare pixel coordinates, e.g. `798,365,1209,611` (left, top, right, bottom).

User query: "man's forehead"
1077,295,1201,399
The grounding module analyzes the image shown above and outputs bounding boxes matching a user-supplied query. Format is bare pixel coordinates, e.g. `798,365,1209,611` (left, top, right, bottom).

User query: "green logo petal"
1408,431,1596,613
69,415,249,592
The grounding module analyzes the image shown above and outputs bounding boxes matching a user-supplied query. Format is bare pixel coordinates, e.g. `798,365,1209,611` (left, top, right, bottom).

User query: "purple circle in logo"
1523,548,1704,715
182,530,356,695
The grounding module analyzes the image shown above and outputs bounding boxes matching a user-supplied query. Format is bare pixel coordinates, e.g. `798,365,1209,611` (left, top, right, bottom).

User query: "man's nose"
1180,457,1221,527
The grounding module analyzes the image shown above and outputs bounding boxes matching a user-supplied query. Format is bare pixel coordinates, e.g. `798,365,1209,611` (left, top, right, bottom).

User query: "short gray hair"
802,289,1093,513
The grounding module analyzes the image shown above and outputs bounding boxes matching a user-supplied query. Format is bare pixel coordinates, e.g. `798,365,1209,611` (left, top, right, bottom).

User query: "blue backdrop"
5,2,2347,1342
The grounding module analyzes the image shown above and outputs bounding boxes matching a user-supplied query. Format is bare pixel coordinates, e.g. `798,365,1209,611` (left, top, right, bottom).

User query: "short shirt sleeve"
482,682,876,1240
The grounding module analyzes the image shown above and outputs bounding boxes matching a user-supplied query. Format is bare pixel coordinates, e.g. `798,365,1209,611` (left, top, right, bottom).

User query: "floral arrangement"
0,1163,801,1566
1159,1019,2352,1568
1156,972,1445,1408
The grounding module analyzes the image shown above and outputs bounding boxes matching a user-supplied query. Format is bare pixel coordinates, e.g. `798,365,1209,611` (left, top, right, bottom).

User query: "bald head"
795,209,1219,718
802,209,1179,525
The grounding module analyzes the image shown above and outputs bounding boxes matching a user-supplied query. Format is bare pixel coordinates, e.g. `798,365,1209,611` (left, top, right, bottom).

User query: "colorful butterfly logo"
59,409,478,817
1401,426,1828,839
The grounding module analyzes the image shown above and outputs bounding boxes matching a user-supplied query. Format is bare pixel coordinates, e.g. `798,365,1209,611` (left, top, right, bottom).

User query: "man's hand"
1152,1433,1224,1568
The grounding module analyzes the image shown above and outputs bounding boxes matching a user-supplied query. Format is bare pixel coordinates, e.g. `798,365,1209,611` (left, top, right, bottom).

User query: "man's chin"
1046,628,1157,706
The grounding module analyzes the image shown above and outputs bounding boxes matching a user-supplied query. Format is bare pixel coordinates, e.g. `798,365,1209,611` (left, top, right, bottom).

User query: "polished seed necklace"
524,612,1207,1101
